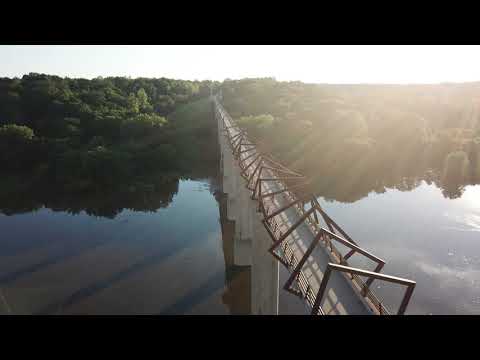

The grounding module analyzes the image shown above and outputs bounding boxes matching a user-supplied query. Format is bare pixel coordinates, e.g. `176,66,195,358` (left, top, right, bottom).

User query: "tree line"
2,73,480,216
220,78,480,200
0,73,220,216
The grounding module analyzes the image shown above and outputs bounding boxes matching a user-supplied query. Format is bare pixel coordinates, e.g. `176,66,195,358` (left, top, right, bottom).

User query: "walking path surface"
219,100,372,315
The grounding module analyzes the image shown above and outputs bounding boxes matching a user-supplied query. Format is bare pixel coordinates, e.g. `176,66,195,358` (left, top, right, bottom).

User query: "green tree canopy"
0,124,35,142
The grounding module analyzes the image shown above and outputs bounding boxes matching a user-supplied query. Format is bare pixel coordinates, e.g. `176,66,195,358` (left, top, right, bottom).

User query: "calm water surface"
318,181,480,314
1,178,480,314
0,179,245,315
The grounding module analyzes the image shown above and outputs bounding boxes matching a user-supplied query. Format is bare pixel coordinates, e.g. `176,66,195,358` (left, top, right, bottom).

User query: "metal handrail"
280,186,392,314
214,95,414,316
312,263,416,315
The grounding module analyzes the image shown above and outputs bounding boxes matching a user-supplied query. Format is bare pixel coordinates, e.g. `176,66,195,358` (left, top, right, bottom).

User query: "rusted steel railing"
214,94,415,315
311,263,416,315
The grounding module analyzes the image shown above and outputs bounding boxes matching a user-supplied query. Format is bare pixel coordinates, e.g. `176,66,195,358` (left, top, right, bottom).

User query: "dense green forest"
220,78,480,201
0,73,220,217
2,74,480,217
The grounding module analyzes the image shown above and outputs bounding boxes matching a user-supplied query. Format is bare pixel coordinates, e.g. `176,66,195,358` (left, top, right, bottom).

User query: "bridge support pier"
216,99,279,315
250,199,279,315
231,163,252,266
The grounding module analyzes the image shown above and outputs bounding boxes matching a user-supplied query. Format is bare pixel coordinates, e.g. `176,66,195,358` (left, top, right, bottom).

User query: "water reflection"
2,141,480,314
0,173,233,315
216,191,251,315
318,182,480,314
0,174,179,218
308,145,480,204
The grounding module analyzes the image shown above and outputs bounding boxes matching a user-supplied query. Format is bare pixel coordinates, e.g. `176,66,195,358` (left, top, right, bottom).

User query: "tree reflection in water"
0,173,180,218
308,150,476,203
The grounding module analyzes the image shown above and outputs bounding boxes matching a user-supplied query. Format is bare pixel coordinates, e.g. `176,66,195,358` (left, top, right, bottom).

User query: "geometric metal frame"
214,94,416,316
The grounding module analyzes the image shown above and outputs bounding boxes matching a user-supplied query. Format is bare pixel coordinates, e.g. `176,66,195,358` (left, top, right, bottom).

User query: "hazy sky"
2,45,480,84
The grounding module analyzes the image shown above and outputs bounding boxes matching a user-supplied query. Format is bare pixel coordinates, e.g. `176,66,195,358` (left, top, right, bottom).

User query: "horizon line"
3,72,480,86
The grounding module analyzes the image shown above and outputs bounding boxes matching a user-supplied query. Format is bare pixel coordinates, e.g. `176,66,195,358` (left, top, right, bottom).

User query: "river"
318,181,480,314
0,178,246,314
1,168,479,314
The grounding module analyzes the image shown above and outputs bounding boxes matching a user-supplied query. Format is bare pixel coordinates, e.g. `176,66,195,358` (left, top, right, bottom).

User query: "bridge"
213,92,416,315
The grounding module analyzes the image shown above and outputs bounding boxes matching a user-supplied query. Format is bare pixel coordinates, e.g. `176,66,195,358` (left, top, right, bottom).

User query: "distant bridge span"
214,93,416,315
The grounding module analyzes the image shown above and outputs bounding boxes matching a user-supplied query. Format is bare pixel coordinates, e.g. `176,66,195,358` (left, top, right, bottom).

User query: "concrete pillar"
250,199,279,315
223,139,234,199
235,166,254,244
216,100,279,314
226,156,239,222
232,164,253,266
217,113,225,177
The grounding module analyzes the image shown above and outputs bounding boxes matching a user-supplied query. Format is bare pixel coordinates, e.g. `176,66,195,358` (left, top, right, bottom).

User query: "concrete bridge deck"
219,107,369,314
260,172,371,314
214,93,415,315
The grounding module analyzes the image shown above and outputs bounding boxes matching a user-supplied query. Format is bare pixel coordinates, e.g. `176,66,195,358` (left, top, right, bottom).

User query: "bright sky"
2,45,480,84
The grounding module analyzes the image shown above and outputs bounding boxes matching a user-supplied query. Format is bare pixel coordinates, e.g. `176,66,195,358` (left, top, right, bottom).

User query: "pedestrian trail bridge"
213,93,416,315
